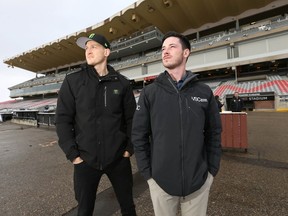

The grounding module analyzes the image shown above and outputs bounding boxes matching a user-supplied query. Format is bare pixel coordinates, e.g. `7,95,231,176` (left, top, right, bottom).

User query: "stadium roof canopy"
3,0,287,74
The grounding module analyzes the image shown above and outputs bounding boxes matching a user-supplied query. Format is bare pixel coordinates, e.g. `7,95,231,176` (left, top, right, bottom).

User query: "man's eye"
85,45,97,50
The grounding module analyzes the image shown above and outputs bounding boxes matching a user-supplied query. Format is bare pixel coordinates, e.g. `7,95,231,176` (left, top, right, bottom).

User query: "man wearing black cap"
56,33,137,216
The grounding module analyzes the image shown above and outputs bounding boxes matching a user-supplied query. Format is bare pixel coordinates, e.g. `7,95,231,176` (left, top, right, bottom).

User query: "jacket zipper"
104,86,107,107
178,93,185,197
101,85,107,170
97,81,107,170
167,78,185,197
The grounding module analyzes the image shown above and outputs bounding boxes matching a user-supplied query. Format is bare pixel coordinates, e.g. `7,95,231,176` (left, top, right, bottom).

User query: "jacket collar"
155,70,198,91
86,64,118,81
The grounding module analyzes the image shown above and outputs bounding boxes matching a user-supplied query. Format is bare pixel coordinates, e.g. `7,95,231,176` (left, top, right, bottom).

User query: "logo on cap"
89,33,95,39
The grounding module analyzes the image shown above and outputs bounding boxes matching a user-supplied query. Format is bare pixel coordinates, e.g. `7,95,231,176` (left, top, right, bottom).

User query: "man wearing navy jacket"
132,31,222,216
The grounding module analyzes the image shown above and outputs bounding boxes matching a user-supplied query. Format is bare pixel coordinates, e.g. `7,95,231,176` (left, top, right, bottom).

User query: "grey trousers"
147,172,214,216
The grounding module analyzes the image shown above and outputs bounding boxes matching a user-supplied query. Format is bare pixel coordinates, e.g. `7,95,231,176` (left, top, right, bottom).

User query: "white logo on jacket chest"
191,96,208,103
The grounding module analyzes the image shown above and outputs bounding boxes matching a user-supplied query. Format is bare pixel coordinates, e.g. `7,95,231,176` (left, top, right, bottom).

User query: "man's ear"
184,49,190,58
104,48,111,57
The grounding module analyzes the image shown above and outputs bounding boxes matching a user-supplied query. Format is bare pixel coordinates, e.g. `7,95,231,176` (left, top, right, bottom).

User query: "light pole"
232,66,238,83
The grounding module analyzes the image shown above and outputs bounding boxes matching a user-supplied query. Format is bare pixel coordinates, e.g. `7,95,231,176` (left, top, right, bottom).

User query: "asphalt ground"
0,111,287,216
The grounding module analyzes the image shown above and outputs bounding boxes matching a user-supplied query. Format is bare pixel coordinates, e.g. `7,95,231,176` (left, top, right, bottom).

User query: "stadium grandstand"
1,0,288,125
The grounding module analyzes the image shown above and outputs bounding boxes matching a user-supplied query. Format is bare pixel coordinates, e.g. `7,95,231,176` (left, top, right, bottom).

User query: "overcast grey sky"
0,0,136,102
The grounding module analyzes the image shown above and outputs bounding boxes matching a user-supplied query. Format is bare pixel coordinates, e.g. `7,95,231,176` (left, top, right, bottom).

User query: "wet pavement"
0,111,287,216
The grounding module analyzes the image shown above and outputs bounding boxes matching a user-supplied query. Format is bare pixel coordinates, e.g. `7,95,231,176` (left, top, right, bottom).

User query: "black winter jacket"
230,96,244,112
132,71,222,196
56,64,136,170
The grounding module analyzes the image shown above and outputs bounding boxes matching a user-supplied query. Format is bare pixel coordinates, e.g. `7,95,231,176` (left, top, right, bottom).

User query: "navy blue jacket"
56,64,136,170
132,71,222,196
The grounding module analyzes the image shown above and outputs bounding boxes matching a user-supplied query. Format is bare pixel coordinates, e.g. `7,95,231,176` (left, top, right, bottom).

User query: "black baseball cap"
76,33,110,49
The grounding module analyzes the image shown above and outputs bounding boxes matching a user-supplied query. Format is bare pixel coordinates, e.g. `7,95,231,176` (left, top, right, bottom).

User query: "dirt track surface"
0,111,287,216
208,112,288,216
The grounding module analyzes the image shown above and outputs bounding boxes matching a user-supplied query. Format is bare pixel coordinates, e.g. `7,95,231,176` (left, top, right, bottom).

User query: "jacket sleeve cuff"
125,143,134,156
67,149,80,162
142,172,152,181
208,168,218,177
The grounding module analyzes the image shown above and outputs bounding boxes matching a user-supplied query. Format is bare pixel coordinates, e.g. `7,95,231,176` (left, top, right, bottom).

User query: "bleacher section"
203,81,223,91
0,98,57,111
4,74,287,112
213,75,288,97
9,70,78,98
109,26,163,60
191,15,288,51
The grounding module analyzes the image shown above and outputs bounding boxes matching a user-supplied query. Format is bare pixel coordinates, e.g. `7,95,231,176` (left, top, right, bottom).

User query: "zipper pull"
104,86,107,107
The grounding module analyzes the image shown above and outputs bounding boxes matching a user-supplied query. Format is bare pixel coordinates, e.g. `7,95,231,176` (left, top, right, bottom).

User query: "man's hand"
123,151,130,158
72,157,83,164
